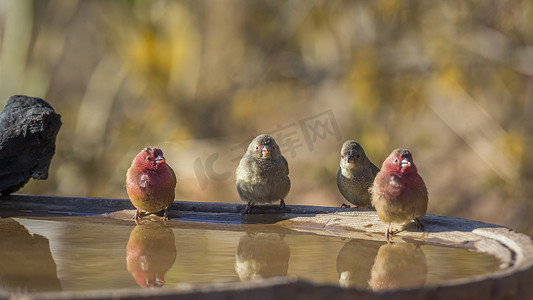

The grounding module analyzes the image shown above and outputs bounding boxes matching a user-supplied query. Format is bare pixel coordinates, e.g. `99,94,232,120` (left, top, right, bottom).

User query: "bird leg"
161,208,169,221
414,218,424,231
279,199,286,209
133,209,143,225
133,209,142,220
340,203,351,208
386,223,393,243
155,276,165,287
243,201,254,214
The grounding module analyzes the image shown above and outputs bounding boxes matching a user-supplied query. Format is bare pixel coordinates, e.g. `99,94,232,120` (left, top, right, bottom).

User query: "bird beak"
155,155,166,164
401,158,411,168
155,276,165,287
261,145,270,156
345,154,355,164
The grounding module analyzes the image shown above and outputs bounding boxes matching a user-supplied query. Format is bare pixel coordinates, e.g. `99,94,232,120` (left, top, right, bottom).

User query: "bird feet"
341,203,351,208
133,209,142,220
132,209,143,225
160,209,169,221
133,209,170,223
242,200,286,214
242,202,254,214
414,218,424,231
386,223,393,243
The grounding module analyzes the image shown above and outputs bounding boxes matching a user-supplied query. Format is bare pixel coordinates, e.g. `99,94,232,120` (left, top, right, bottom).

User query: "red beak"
344,154,355,164
155,155,166,164
401,158,411,168
261,145,270,156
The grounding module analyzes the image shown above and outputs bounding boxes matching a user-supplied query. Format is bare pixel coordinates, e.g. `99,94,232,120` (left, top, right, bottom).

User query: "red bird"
126,223,177,288
126,147,177,221
370,148,428,241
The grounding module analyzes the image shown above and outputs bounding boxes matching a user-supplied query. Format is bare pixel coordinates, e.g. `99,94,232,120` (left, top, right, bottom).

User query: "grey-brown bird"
235,232,290,280
337,140,380,208
370,148,428,242
235,134,290,214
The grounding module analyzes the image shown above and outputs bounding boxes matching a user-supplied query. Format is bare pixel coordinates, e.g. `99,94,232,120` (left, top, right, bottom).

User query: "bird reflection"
369,242,427,291
235,231,290,280
126,221,177,288
336,239,385,289
0,218,61,292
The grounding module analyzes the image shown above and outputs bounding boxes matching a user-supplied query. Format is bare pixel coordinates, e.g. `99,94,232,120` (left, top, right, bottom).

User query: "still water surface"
0,215,501,293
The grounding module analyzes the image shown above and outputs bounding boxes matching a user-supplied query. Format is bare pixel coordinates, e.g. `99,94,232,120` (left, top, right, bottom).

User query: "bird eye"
393,158,399,163
146,156,152,161
255,145,259,150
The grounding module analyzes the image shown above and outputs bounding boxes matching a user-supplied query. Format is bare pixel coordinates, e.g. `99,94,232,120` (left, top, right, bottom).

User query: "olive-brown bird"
370,148,428,241
337,140,380,208
235,232,290,280
126,147,177,221
235,134,290,214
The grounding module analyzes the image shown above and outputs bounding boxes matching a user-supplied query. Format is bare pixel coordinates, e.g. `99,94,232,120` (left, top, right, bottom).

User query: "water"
0,215,501,294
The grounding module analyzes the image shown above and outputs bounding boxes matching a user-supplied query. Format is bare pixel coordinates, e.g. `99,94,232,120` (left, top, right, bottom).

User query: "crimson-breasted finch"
370,148,428,241
126,146,176,221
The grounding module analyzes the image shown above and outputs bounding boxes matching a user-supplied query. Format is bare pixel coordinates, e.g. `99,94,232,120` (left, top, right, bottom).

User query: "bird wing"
414,174,429,204
168,165,177,184
282,155,289,175
370,162,380,177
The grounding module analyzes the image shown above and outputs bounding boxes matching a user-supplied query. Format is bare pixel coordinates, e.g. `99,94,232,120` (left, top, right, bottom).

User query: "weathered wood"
0,194,532,300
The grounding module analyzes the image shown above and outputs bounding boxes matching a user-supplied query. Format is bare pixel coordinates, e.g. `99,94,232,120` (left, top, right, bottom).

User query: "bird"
336,239,384,288
337,140,380,208
126,146,177,221
235,232,290,280
126,222,177,288
235,134,290,214
370,148,428,242
369,243,427,291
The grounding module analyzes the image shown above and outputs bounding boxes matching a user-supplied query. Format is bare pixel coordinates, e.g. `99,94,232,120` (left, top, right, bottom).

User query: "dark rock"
0,95,62,195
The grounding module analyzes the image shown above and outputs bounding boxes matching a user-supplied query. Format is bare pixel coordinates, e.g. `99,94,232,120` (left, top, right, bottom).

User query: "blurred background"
0,0,532,235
